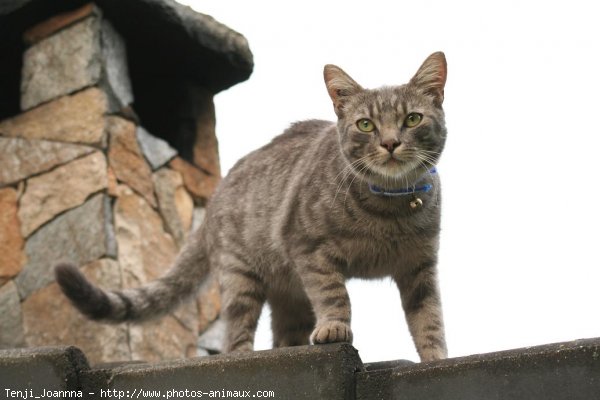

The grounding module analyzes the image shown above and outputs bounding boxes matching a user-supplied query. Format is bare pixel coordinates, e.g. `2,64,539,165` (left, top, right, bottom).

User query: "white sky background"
177,0,600,363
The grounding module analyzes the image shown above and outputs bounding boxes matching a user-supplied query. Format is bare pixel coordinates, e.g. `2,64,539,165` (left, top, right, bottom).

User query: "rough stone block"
22,259,130,364
0,188,26,282
0,136,95,187
107,116,156,208
153,167,193,247
80,344,362,400
107,166,119,197
136,126,177,170
21,16,102,110
191,87,221,177
15,193,114,300
100,19,134,110
113,189,198,361
18,151,108,237
356,338,600,400
114,188,176,286
0,281,25,349
129,315,199,363
103,194,118,259
169,157,220,203
20,14,133,111
0,346,89,393
0,87,108,146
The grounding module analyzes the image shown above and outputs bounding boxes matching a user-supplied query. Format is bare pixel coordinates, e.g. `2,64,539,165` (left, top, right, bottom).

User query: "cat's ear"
324,64,363,116
409,52,447,106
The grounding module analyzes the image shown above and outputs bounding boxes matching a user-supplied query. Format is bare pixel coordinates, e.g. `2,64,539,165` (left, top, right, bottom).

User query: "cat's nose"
381,139,400,153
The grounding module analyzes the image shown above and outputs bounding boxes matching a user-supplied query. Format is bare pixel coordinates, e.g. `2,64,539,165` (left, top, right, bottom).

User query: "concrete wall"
2,338,599,399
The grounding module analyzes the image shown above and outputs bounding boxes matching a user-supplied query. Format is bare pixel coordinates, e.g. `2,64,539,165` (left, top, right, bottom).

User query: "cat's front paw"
311,321,353,344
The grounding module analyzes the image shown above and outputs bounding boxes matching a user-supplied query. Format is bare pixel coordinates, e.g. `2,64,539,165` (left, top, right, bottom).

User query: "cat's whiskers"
419,149,442,156
343,155,379,205
412,161,420,191
331,156,366,194
332,155,368,184
417,150,439,162
413,152,442,198
415,157,431,173
332,153,378,205
344,153,377,196
382,148,437,192
332,163,360,200
354,156,378,191
414,151,438,170
416,152,440,164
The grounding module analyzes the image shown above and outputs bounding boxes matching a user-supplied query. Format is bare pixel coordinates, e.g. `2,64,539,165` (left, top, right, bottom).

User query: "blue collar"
368,167,437,197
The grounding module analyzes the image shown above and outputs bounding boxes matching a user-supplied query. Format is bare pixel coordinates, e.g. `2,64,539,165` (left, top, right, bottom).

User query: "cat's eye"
357,119,376,132
404,113,423,128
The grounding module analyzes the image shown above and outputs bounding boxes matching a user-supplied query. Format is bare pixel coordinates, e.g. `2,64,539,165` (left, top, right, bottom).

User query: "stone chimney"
0,0,253,364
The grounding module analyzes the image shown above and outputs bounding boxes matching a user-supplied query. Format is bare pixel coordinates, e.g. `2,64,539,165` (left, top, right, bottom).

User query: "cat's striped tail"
54,233,209,323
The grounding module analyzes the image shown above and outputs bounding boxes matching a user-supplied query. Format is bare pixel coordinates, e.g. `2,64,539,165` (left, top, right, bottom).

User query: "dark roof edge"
0,0,254,93
175,6,253,72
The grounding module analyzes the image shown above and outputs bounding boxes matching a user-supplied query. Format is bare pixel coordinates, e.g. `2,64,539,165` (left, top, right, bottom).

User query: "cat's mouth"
347,147,430,184
383,152,410,168
387,154,404,165
368,154,418,179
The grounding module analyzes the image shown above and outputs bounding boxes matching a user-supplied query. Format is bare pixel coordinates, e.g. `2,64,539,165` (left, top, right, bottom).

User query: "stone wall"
0,3,221,364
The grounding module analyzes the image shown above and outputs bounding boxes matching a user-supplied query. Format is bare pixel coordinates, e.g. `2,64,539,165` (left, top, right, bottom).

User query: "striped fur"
55,52,448,361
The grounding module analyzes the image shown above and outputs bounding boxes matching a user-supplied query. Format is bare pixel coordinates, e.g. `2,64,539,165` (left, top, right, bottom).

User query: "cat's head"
324,52,447,187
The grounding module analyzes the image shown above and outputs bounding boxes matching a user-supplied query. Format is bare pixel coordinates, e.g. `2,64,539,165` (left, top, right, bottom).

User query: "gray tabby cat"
56,52,448,362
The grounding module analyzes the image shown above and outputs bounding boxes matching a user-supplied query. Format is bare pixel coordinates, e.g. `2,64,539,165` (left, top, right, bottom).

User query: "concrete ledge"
2,339,599,399
0,346,89,391
81,343,362,400
356,338,600,400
